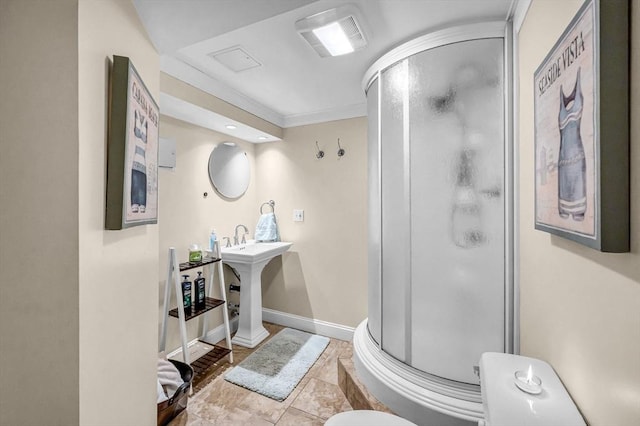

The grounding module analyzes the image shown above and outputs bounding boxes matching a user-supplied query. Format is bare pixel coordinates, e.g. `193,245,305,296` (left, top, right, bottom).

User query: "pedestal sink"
221,240,292,348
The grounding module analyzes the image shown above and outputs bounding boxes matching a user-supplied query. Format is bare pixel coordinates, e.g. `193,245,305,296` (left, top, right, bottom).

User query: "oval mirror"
208,142,250,199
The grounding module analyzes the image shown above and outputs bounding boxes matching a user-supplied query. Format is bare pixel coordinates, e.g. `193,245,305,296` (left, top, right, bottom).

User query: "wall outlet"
293,209,304,222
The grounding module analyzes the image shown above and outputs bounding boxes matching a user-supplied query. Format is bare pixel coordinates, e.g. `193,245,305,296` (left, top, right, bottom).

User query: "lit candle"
514,366,542,394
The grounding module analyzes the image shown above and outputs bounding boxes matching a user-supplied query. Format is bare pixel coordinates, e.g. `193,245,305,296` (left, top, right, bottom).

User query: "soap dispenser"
209,229,217,252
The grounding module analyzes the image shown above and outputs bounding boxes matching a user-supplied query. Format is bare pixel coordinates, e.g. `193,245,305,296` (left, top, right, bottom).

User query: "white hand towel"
157,379,168,404
255,212,280,242
157,358,184,398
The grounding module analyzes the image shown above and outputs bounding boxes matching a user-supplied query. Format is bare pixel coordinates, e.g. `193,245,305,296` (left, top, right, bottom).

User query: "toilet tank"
479,353,586,426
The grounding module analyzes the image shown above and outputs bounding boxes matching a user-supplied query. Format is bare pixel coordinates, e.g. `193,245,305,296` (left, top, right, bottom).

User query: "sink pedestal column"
221,241,292,348
229,259,270,348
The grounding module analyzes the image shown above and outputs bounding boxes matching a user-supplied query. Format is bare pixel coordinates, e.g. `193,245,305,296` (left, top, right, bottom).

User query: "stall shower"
354,22,514,426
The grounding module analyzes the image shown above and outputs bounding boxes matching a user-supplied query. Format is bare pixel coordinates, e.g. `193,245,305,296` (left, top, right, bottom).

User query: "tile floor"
170,322,353,425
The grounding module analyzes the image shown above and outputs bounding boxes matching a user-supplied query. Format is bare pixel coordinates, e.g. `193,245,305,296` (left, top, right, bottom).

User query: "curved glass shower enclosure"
355,22,513,425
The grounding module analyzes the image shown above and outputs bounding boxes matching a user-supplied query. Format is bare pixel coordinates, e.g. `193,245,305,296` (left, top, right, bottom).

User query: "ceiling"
133,0,516,130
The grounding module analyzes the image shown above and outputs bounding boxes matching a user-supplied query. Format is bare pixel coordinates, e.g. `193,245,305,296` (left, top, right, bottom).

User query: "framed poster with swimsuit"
106,56,159,229
533,0,629,252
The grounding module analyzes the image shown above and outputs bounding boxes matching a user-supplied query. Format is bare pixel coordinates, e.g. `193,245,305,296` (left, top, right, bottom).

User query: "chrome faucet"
222,236,232,248
234,224,249,245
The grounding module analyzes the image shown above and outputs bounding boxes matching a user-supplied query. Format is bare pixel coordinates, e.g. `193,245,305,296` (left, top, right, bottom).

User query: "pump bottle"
194,271,206,309
181,275,192,313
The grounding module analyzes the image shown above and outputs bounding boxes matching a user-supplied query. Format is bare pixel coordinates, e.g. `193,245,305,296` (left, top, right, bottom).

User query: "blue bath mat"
224,328,329,401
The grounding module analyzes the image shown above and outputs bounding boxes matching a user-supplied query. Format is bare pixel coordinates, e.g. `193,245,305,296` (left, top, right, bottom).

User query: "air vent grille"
340,16,365,48
208,46,261,73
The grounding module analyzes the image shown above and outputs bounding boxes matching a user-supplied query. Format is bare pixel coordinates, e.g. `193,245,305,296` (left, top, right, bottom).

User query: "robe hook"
315,141,325,159
337,138,345,158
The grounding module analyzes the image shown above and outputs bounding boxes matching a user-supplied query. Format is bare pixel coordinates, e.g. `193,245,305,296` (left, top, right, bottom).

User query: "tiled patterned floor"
169,322,353,425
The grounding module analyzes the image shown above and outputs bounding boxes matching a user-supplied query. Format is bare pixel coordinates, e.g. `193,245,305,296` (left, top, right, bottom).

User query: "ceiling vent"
295,5,367,57
208,46,261,72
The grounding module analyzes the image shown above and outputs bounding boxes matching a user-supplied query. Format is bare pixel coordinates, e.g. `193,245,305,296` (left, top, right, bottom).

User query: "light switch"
293,209,304,222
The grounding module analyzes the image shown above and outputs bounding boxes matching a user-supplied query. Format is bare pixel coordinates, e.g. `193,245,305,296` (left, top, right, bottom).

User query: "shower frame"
354,20,516,425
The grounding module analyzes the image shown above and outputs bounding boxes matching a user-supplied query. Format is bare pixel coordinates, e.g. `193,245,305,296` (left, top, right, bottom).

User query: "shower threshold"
352,320,484,426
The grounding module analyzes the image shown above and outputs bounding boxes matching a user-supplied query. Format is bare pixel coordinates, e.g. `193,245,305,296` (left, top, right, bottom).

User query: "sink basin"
221,240,292,264
221,240,292,348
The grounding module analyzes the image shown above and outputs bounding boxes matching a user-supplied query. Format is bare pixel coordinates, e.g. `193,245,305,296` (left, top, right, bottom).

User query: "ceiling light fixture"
312,22,354,56
295,5,367,58
258,136,268,140
225,124,237,130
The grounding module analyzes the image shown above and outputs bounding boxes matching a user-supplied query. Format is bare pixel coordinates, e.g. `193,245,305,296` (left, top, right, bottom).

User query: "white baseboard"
201,315,239,345
166,316,239,359
262,308,355,341
165,309,354,359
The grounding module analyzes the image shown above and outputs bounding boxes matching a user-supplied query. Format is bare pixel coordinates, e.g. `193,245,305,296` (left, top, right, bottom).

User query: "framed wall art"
533,0,629,252
106,55,159,230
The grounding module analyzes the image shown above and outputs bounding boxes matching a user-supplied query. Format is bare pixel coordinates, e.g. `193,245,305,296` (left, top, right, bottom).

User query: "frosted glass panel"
409,38,504,384
367,77,381,346
380,61,410,362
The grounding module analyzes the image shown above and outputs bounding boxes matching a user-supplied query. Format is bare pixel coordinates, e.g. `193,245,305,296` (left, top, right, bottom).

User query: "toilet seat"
325,410,418,426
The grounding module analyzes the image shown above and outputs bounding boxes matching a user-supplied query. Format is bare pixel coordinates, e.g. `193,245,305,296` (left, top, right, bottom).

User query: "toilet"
325,352,586,426
325,410,417,426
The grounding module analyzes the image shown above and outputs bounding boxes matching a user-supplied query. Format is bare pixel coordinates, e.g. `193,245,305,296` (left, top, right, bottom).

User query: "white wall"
78,0,160,424
257,119,369,328
0,1,79,424
518,1,640,424
0,1,161,424
156,112,368,353
158,115,259,350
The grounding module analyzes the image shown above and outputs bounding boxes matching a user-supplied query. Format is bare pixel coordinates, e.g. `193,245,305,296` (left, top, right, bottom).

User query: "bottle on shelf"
181,274,192,313
209,229,217,254
194,271,206,309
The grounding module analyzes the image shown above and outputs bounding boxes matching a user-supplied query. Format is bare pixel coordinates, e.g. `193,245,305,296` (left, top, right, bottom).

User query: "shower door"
370,35,507,385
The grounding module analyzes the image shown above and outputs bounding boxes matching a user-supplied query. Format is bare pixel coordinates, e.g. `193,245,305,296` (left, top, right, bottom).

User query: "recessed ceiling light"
258,136,268,140
225,124,237,130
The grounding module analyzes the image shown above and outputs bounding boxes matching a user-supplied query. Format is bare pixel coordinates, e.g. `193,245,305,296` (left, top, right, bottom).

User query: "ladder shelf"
160,241,233,379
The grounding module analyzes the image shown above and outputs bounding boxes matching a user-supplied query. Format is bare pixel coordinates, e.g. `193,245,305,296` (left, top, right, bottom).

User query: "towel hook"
337,138,345,158
260,200,275,214
315,141,325,159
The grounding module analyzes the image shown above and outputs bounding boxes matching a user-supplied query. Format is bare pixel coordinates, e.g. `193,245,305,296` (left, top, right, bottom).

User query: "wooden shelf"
178,257,220,272
168,297,225,321
161,245,233,369
190,344,232,391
